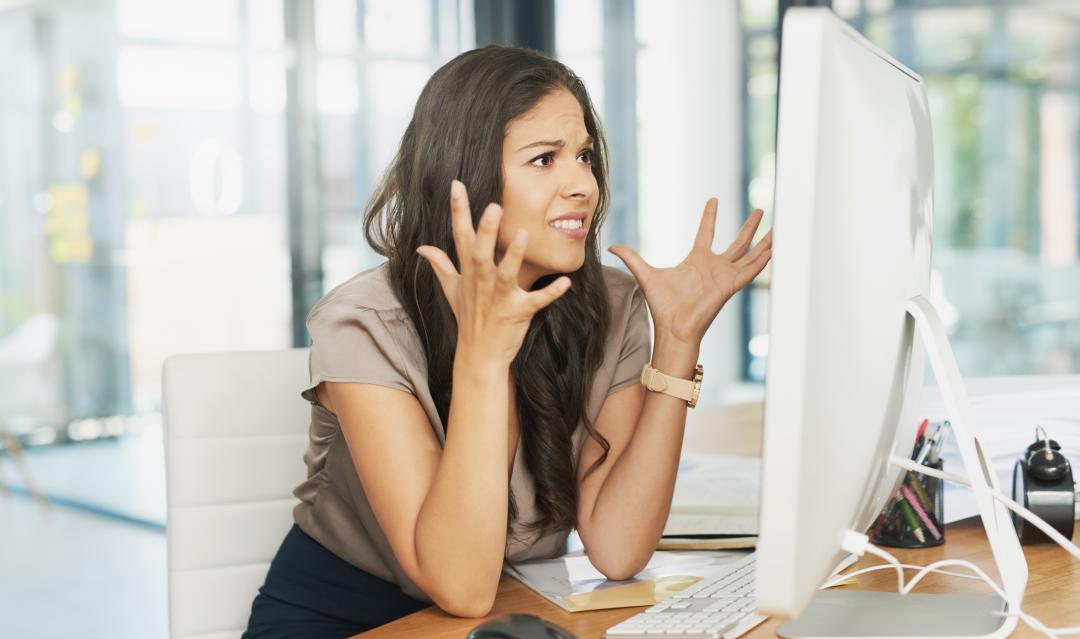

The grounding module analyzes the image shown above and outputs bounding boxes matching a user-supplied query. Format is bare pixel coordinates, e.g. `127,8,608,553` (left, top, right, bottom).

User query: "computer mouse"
466,612,578,639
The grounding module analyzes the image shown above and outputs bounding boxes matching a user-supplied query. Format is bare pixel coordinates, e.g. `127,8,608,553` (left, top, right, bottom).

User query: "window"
743,0,1080,380
0,0,466,456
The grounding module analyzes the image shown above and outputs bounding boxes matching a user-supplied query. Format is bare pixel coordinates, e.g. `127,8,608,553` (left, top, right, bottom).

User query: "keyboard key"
604,554,761,639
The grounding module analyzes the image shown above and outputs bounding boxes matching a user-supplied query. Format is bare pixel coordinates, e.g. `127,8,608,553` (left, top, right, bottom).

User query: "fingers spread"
449,180,476,266
737,228,773,267
723,209,765,259
416,245,460,295
736,248,772,288
496,228,528,289
607,245,651,286
525,276,572,312
693,198,719,251
471,203,502,272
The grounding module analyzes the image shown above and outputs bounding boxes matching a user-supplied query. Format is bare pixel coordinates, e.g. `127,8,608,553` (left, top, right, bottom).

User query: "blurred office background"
1,0,1078,636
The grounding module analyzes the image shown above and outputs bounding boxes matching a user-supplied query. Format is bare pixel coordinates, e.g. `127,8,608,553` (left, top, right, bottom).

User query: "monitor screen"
755,7,934,618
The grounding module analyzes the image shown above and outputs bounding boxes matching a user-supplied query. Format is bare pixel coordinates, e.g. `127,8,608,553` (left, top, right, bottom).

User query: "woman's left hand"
608,199,773,346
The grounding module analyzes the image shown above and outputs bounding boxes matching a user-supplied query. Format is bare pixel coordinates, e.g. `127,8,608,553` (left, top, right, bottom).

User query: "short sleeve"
301,303,415,404
608,286,651,395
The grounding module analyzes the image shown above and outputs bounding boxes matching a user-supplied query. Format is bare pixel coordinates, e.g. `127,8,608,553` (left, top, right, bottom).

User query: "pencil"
900,484,941,541
897,497,927,544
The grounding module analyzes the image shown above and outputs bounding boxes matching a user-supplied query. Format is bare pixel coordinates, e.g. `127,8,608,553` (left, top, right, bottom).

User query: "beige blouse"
292,262,651,603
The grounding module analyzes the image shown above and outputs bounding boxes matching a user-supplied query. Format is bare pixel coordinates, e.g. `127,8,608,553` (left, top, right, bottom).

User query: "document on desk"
505,549,749,612
920,386,1080,523
662,454,760,537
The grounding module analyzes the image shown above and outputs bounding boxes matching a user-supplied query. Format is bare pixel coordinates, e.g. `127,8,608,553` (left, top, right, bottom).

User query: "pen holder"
871,460,945,548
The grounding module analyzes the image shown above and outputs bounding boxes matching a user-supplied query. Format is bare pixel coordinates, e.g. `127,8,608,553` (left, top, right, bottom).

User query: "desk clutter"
504,549,750,613
659,454,759,551
872,419,947,548
876,406,1079,548
1012,425,1076,544
925,383,1080,525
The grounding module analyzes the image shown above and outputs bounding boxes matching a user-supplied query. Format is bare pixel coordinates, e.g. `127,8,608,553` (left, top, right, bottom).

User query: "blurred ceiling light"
132,121,161,144
26,428,57,447
105,416,126,436
52,110,75,132
68,418,103,441
79,148,102,180
749,334,770,359
832,0,861,19
56,66,78,90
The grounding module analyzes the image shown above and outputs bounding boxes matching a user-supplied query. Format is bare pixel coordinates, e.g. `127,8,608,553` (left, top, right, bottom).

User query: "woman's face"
498,88,599,289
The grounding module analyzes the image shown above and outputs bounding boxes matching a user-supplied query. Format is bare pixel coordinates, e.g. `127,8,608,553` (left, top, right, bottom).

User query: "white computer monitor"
755,8,1025,638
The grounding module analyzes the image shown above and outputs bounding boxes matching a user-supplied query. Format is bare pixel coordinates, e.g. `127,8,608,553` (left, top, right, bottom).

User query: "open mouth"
548,216,587,239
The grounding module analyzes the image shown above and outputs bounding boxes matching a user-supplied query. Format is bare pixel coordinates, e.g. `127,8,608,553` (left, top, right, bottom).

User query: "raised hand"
608,199,773,346
416,180,572,371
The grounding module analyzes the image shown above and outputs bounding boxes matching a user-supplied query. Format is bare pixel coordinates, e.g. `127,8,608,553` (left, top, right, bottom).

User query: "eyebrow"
516,136,594,153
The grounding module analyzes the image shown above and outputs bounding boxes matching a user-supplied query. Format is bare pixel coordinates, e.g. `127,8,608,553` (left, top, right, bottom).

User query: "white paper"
919,386,1080,523
506,549,749,612
663,454,760,536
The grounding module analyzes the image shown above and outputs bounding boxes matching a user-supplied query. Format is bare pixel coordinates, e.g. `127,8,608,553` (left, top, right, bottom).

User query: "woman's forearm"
583,337,700,579
413,357,511,614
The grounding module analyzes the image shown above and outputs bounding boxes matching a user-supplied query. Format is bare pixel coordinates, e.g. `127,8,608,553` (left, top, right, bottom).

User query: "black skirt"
243,524,428,638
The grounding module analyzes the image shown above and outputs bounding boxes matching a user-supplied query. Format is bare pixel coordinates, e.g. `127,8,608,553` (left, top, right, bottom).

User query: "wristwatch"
640,363,704,408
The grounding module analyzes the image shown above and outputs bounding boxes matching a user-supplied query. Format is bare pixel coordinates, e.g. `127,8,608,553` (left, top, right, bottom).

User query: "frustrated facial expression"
498,88,599,289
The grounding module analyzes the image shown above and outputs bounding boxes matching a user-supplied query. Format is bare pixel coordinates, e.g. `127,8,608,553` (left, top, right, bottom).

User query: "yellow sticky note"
561,575,702,612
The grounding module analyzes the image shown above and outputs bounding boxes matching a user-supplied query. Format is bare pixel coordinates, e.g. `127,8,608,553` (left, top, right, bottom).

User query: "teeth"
551,219,584,230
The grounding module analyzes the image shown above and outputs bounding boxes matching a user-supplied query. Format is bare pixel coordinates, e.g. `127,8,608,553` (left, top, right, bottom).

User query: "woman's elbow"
436,592,496,619
592,554,649,582
428,580,498,619
599,564,644,582
586,543,652,581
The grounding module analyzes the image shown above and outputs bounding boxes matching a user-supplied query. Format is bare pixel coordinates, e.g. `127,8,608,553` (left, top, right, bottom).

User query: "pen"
896,496,927,544
927,421,950,465
915,429,939,466
900,483,941,540
905,470,934,511
911,419,929,457
885,500,902,531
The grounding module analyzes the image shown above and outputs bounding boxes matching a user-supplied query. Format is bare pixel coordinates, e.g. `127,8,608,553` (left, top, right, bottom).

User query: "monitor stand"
777,295,1028,639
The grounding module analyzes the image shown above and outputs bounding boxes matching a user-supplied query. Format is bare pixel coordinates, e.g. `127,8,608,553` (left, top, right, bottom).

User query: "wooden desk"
356,403,1080,638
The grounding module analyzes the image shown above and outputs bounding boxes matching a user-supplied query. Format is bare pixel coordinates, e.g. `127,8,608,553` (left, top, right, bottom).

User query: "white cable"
858,541,1072,638
862,456,1080,636
819,562,983,589
899,558,1004,598
890,455,1080,562
863,543,904,592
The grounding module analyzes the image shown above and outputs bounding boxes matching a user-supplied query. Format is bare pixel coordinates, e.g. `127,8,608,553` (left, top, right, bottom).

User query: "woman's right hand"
416,180,572,373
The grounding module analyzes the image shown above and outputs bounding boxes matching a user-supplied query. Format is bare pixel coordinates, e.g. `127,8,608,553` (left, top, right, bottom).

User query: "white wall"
636,0,746,403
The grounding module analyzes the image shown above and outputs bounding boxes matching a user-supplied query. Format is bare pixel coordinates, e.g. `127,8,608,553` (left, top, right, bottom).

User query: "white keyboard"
604,553,766,639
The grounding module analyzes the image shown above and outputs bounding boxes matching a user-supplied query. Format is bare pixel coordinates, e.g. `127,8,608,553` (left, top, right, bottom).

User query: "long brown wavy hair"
363,45,612,539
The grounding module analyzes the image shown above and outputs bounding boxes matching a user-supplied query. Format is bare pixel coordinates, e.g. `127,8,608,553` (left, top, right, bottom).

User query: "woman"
244,45,772,638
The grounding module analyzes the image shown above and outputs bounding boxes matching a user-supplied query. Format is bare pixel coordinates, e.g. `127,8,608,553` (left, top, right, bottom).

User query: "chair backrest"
162,349,311,639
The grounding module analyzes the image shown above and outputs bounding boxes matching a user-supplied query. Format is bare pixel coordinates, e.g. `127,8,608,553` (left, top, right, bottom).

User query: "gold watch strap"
639,363,704,408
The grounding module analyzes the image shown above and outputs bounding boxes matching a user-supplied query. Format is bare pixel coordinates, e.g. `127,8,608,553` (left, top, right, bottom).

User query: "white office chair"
162,349,311,639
